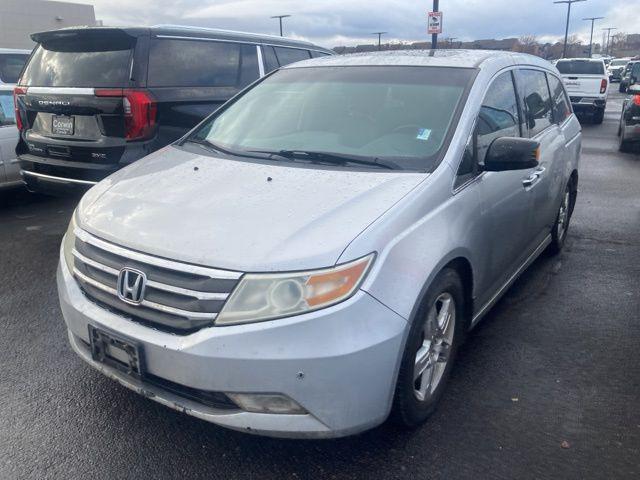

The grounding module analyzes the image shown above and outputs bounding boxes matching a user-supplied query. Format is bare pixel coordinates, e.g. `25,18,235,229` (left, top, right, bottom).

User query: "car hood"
79,146,425,272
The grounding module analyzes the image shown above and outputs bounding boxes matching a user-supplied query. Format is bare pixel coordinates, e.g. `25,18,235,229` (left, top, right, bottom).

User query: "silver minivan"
58,50,581,438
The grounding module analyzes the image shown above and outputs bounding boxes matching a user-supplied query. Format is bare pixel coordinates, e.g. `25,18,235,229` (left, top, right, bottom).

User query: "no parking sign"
428,11,443,34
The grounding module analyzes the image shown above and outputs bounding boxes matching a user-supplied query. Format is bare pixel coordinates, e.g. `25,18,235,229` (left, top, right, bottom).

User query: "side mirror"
483,137,540,172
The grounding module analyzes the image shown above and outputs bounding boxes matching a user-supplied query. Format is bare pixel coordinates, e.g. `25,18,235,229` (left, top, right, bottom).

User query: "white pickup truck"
556,58,608,124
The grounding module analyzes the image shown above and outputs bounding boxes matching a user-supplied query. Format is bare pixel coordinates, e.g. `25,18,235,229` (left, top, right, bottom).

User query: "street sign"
428,11,443,35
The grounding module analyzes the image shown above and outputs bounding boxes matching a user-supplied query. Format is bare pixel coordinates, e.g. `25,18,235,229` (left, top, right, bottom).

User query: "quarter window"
547,74,571,124
517,69,553,137
262,46,279,73
273,47,311,66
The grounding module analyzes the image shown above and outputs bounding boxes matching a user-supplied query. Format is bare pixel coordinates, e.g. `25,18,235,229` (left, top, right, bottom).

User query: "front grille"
72,229,242,334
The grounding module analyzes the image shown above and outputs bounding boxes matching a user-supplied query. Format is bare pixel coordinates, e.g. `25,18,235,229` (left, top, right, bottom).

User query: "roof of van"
30,25,332,53
283,49,552,70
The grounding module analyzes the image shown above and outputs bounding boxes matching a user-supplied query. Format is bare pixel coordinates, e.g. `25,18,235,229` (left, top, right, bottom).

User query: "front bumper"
57,257,409,438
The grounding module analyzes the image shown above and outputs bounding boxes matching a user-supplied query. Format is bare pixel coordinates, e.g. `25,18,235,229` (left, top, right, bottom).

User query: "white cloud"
75,0,639,49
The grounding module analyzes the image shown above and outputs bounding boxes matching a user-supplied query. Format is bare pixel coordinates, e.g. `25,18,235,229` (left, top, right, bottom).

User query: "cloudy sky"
79,0,639,48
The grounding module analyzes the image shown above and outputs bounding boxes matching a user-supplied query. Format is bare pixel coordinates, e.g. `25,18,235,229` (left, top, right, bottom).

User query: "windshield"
556,60,605,75
20,38,133,88
0,91,15,126
188,66,475,171
611,59,628,67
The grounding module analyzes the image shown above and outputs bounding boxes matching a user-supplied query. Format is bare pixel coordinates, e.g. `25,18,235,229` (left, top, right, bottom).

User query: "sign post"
428,3,442,49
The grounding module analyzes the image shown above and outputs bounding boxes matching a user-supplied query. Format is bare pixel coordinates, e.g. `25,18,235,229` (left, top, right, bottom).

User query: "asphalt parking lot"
1,85,639,480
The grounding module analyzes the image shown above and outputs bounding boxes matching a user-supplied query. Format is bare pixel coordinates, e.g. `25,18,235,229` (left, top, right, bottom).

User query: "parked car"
14,26,332,195
556,58,608,123
58,50,581,438
619,61,640,93
0,85,21,188
608,58,631,82
618,83,640,152
0,48,31,85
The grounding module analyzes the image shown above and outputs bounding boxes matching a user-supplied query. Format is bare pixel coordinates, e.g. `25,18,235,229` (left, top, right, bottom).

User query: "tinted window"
148,40,258,88
0,91,15,126
547,74,571,123
310,51,331,58
475,71,520,167
190,66,475,172
517,69,553,137
556,60,605,75
632,63,640,78
21,41,132,87
273,47,310,66
0,54,29,83
262,46,279,73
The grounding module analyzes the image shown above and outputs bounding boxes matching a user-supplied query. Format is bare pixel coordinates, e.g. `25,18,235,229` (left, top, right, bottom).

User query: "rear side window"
556,60,605,75
0,54,29,83
273,47,310,66
0,91,15,126
547,74,571,123
517,69,553,137
20,40,132,87
310,51,331,58
148,39,258,88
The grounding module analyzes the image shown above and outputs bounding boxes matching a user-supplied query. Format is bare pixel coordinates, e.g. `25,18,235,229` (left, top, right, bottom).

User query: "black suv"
14,26,332,193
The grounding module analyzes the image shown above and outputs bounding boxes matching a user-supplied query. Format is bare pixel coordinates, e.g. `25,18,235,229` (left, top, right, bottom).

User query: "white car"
0,85,21,188
556,58,608,124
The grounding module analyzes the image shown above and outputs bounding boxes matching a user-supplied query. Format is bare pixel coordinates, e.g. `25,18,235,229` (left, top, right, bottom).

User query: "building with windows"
0,0,97,49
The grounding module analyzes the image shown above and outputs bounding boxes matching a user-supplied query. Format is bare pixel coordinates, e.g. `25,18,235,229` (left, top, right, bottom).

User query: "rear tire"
392,269,465,428
549,182,573,255
593,108,605,124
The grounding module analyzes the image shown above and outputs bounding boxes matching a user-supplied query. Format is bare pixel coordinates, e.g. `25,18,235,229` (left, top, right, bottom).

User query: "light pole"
271,15,291,37
371,32,387,51
583,16,604,58
602,27,617,56
554,0,586,58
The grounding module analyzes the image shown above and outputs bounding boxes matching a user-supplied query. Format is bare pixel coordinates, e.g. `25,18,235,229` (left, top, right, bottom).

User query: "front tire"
392,269,465,428
549,183,573,254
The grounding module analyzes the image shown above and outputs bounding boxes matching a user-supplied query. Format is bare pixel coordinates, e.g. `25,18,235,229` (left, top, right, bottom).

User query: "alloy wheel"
413,293,456,401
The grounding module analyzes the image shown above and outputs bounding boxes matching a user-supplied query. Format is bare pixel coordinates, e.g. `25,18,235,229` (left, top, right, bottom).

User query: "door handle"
522,173,538,187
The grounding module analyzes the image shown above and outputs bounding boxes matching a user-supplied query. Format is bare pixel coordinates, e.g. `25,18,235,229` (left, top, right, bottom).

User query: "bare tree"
515,35,539,54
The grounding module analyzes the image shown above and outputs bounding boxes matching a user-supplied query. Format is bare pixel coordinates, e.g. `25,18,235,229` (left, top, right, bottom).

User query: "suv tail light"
634,94,640,107
95,89,157,141
13,86,27,131
600,79,608,94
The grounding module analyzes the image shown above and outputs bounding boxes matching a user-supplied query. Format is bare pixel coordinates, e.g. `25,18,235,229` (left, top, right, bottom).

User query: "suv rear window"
0,54,29,83
273,47,311,66
20,38,133,87
556,60,605,75
148,39,258,88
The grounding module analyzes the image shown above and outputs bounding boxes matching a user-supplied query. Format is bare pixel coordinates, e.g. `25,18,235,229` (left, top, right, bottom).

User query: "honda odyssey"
58,50,581,438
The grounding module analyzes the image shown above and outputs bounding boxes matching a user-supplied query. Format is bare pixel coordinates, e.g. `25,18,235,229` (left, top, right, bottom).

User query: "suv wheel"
549,183,573,254
392,269,465,428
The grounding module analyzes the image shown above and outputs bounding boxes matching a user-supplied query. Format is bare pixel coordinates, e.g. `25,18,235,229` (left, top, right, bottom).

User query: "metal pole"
583,17,604,58
431,0,439,50
270,15,291,37
554,0,586,58
371,32,387,51
602,27,617,56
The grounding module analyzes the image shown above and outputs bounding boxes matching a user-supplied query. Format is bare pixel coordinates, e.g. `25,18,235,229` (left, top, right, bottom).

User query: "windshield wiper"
248,149,400,170
183,138,274,161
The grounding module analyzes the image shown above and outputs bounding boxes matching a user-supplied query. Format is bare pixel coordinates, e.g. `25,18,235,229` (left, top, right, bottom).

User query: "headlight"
62,212,77,271
216,253,375,325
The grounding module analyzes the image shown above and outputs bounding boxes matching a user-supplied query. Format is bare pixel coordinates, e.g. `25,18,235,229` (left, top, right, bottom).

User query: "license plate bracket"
52,115,75,135
88,325,144,378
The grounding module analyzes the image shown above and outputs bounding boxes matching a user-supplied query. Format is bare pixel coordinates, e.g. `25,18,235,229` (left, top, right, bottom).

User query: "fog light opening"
226,393,307,415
